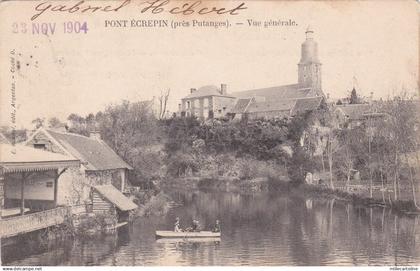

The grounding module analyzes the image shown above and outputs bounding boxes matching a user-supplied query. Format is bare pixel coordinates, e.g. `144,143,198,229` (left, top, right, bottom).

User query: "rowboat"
155,230,221,238
156,237,221,243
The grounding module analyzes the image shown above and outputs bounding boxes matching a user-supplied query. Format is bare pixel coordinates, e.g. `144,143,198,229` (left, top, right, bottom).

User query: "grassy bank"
268,180,420,216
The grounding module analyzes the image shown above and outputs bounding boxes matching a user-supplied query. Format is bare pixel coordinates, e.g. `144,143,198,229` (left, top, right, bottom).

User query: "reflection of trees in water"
311,198,420,265
170,191,290,228
167,190,420,265
2,236,72,265
286,195,330,265
3,227,131,266
4,190,420,266
70,234,119,265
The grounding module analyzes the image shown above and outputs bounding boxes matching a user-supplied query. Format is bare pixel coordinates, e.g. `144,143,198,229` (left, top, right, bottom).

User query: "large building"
180,84,236,119
179,27,324,120
25,128,134,205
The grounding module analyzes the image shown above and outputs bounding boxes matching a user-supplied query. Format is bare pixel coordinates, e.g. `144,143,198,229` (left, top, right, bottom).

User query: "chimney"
190,88,197,94
89,130,101,140
221,84,227,95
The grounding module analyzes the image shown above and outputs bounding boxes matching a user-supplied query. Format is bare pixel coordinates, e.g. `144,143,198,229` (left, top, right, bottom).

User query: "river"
3,190,420,266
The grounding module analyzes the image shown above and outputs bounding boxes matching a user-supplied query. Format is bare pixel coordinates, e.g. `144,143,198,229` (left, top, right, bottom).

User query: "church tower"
298,26,322,95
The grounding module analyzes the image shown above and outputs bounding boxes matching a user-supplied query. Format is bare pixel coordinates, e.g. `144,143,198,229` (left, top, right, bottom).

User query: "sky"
0,0,418,128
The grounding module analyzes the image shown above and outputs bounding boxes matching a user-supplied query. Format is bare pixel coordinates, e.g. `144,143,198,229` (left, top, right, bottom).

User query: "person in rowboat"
174,217,182,232
212,220,221,233
186,219,201,232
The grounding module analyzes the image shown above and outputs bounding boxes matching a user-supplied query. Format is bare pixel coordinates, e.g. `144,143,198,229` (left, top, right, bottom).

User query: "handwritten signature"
31,0,248,21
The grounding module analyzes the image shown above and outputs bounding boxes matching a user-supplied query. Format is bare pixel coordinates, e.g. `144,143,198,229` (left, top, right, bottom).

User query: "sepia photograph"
0,0,419,267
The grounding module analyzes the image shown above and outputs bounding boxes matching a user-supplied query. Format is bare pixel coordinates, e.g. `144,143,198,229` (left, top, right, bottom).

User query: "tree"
85,113,96,131
325,130,340,189
376,94,419,204
31,117,45,129
67,113,88,136
349,88,359,104
97,100,163,183
158,89,170,120
48,117,65,128
335,127,367,191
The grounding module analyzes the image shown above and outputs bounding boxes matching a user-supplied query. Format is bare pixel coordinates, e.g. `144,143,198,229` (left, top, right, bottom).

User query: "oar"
182,230,190,241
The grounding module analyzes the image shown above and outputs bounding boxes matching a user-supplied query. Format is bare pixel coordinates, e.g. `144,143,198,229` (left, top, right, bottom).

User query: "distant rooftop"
232,84,312,100
183,85,234,99
335,104,371,120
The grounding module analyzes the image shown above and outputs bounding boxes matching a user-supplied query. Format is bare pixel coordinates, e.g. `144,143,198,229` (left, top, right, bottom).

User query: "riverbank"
296,184,420,215
166,175,420,216
270,180,420,216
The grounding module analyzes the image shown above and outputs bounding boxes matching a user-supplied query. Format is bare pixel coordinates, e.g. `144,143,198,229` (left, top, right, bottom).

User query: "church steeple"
298,26,322,95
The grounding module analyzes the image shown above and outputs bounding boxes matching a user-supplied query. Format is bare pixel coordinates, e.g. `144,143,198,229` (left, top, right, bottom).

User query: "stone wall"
182,96,236,119
247,110,290,120
212,96,236,118
182,97,214,118
58,167,90,206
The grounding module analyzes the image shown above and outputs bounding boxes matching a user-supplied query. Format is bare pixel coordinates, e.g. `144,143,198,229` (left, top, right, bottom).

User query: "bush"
137,192,171,217
166,152,199,177
238,158,286,180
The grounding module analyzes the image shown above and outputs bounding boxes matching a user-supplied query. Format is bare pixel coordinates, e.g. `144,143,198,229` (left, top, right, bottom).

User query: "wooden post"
54,168,67,208
54,172,58,207
0,167,4,265
20,173,25,216
121,169,125,192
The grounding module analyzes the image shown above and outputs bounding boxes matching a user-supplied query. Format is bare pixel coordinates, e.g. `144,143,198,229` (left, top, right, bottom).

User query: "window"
46,182,53,187
187,101,191,109
203,98,209,107
34,143,46,150
193,99,199,108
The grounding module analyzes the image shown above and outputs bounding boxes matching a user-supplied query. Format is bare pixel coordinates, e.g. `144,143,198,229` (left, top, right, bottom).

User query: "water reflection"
3,190,420,266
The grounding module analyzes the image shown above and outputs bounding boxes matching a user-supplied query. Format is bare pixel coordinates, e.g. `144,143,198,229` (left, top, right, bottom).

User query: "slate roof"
246,98,296,114
240,96,322,118
231,98,253,113
94,185,137,211
335,104,371,121
47,130,133,171
0,143,80,173
233,84,312,100
183,85,234,99
291,97,323,116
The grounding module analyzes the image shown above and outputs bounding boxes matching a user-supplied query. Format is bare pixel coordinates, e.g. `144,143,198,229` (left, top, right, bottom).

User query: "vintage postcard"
0,0,419,267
